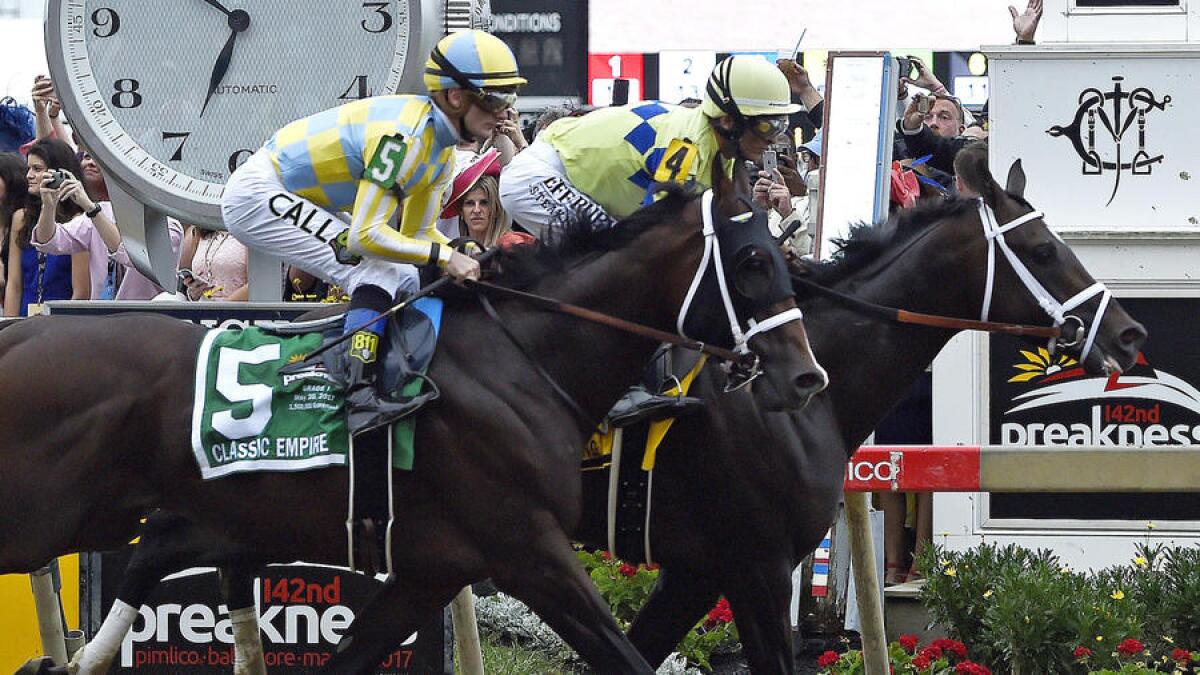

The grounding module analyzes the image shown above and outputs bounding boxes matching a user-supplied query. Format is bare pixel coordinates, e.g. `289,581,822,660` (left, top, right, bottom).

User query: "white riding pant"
222,149,418,298
499,140,617,238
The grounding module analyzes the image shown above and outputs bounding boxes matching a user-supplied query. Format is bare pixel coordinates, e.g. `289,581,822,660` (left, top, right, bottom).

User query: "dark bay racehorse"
0,177,827,673
44,150,1145,675
602,150,1147,672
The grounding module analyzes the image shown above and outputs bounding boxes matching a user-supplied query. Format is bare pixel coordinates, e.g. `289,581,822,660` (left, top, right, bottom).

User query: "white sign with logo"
987,46,1200,232
658,50,716,104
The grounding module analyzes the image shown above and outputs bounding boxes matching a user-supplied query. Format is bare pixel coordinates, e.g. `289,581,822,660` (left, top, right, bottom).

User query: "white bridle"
677,190,805,357
978,202,1112,364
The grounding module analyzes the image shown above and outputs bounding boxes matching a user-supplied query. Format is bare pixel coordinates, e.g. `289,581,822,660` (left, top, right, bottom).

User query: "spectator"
0,152,28,303
484,108,528,166
777,59,824,140
4,139,88,316
30,76,69,144
178,227,249,301
0,97,35,154
438,149,509,247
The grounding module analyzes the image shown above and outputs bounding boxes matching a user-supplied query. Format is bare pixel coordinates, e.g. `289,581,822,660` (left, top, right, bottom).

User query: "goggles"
472,89,518,113
746,116,790,140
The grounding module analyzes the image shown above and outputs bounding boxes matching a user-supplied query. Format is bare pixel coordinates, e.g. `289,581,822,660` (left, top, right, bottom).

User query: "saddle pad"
192,327,350,480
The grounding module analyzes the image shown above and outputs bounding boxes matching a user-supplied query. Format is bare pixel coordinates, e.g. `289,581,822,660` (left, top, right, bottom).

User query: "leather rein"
789,274,1062,340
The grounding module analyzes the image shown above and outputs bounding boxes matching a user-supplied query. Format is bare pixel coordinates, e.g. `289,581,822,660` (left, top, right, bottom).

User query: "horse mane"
803,197,979,286
488,183,701,289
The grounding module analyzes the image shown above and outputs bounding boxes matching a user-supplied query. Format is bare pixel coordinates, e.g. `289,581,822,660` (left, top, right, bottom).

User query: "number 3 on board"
654,138,699,184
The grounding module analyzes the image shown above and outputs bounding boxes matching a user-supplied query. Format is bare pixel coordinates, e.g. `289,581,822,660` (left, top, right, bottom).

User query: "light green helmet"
701,56,803,120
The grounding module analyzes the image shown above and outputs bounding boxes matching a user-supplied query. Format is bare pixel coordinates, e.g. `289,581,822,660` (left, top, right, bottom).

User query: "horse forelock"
805,197,980,287
487,183,702,289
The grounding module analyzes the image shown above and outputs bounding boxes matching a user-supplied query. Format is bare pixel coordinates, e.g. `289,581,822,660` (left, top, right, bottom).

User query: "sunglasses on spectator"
472,89,518,113
747,116,790,140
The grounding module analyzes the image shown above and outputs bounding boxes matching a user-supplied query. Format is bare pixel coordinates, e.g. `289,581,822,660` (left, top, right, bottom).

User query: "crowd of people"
0,0,1043,580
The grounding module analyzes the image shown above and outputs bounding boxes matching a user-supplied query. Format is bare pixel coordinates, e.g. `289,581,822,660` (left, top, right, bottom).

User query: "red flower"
919,645,943,661
932,638,969,660
817,650,840,667
955,663,991,675
1117,638,1145,657
1172,647,1193,663
618,563,637,577
898,634,920,653
600,551,613,560
706,597,733,624
912,654,932,669
1073,646,1093,660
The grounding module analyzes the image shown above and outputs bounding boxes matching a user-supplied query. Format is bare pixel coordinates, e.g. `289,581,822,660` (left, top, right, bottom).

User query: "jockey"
500,56,800,425
223,30,526,436
500,55,801,238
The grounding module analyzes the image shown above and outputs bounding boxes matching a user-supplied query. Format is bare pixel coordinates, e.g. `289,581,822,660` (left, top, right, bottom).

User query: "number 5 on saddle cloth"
192,298,443,575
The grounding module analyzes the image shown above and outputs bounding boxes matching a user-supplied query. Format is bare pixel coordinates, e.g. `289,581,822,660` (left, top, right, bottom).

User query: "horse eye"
1031,243,1057,265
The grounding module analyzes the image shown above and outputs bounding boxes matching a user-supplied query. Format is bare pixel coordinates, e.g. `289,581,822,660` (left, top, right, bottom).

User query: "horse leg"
492,526,655,674
321,576,461,674
219,564,265,675
71,512,251,675
626,566,720,669
722,555,798,675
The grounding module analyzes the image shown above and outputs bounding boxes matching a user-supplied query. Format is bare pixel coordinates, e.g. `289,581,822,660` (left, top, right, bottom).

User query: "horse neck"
807,220,983,450
515,218,704,423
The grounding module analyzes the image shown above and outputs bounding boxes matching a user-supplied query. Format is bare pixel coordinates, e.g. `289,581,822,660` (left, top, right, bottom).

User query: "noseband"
978,202,1112,363
676,190,805,388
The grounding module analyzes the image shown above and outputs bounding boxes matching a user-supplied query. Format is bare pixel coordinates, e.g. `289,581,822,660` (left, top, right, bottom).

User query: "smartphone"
896,57,913,81
762,150,778,174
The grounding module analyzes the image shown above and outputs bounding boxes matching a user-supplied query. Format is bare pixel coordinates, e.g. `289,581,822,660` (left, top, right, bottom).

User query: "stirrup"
607,385,705,428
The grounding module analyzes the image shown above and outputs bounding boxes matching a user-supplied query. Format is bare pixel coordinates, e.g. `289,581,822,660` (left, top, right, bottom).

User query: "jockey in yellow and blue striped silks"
222,29,525,437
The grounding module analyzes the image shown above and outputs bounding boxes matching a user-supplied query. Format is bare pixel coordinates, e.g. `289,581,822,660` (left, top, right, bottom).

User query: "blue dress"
18,245,73,316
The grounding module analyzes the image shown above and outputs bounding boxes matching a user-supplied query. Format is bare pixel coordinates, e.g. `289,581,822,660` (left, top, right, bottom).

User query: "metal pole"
450,587,483,675
30,561,69,666
843,491,888,674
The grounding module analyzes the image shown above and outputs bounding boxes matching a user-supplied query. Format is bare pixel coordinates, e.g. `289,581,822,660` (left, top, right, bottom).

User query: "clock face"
52,0,415,217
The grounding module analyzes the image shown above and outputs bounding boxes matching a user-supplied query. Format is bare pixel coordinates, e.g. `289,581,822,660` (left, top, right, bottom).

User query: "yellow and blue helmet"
424,30,527,93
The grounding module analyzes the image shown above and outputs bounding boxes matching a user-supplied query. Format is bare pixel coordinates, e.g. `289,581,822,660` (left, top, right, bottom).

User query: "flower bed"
817,541,1200,674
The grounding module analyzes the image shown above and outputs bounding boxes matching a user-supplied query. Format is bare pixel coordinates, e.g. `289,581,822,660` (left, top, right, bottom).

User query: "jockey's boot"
606,384,705,428
342,284,414,437
344,356,415,437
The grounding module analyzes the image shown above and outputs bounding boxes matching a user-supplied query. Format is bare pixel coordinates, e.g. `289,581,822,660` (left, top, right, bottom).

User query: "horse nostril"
795,371,827,394
1120,325,1147,347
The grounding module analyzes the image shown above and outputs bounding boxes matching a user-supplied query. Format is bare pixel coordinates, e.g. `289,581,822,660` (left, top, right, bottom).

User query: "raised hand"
200,9,251,117
1010,0,1044,43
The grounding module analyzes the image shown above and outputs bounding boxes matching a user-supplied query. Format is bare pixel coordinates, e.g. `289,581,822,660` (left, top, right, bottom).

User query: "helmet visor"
747,116,790,140
472,89,518,113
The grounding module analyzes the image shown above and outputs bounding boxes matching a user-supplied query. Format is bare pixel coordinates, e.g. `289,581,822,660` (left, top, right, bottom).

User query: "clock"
45,0,489,294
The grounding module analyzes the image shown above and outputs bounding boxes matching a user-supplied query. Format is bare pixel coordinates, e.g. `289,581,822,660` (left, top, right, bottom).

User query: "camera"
896,56,916,81
916,94,932,115
45,169,69,190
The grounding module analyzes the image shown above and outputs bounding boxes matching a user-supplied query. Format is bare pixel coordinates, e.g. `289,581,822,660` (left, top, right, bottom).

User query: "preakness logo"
120,572,417,671
998,347,1200,446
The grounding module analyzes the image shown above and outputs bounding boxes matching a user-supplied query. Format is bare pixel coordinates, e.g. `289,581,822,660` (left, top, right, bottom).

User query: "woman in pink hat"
439,149,511,248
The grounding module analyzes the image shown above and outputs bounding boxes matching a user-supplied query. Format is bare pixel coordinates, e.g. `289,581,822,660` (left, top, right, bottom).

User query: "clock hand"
198,0,233,16
199,10,250,117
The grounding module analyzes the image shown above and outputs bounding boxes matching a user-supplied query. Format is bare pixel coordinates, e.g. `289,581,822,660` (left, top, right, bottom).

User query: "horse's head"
674,160,828,410
954,143,1147,374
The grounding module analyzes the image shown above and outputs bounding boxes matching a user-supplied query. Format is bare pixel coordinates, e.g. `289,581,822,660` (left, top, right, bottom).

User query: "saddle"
267,300,443,575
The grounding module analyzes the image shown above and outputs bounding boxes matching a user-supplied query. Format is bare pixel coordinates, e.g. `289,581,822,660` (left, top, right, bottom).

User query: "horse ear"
1005,159,1027,200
